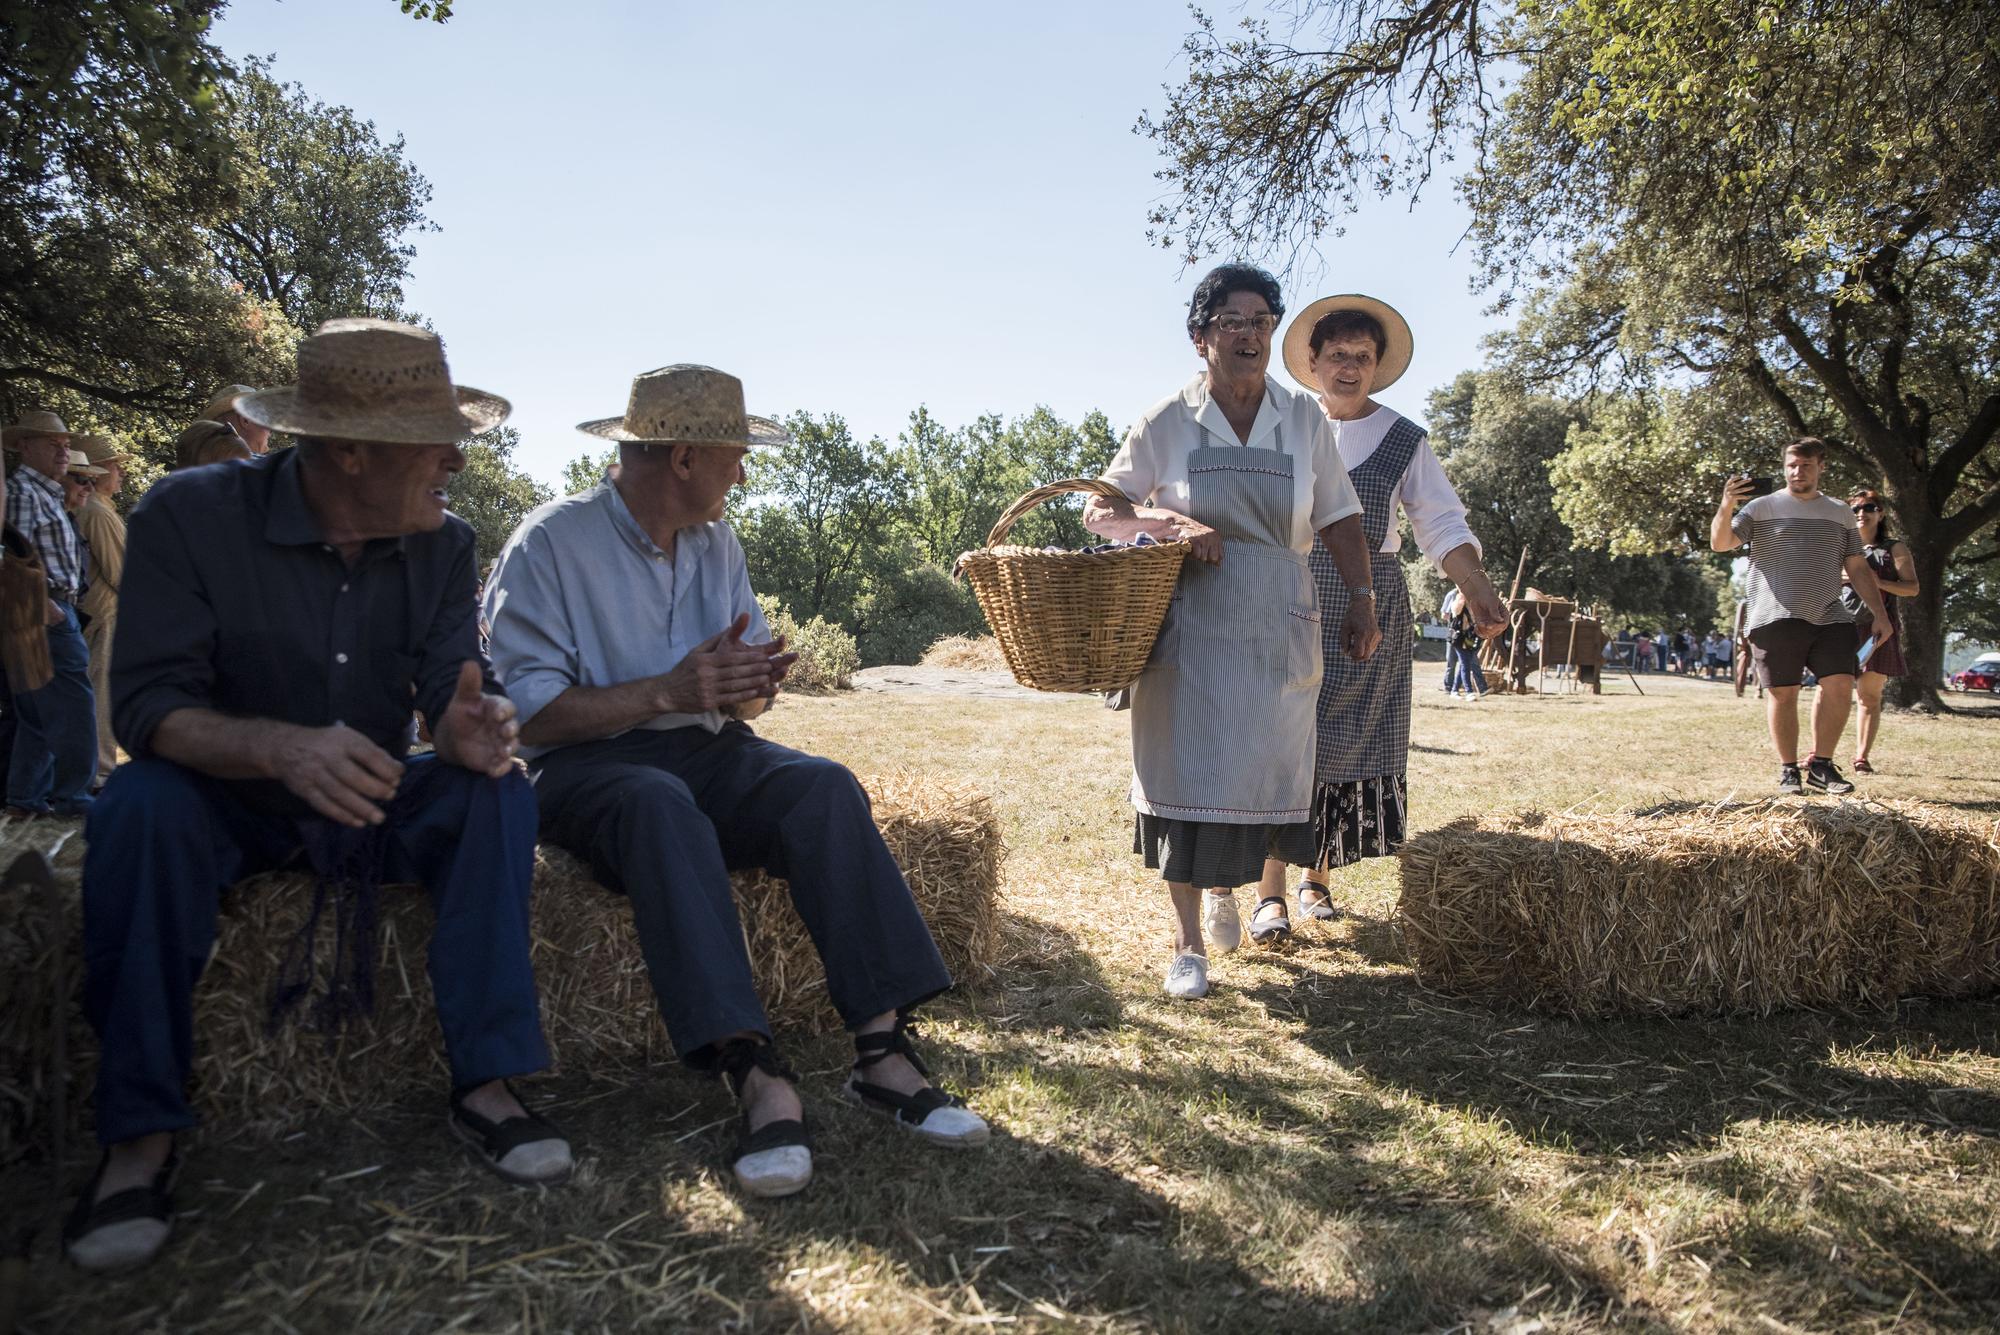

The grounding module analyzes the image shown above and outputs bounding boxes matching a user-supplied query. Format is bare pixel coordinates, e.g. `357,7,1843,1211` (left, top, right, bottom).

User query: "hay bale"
1397,799,2000,1016
1,769,1000,1156
920,634,1010,672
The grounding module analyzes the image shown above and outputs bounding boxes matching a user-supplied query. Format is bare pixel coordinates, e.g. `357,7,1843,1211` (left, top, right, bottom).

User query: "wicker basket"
953,478,1189,693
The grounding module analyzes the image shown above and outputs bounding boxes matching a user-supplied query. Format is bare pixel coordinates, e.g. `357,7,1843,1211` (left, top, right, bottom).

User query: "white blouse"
1332,405,1480,568
1102,375,1362,553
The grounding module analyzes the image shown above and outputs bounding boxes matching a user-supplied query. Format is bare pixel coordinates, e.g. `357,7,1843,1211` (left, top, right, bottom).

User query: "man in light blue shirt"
484,365,990,1202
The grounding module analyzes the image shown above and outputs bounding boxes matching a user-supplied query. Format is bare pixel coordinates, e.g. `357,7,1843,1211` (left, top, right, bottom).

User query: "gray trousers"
529,722,952,1067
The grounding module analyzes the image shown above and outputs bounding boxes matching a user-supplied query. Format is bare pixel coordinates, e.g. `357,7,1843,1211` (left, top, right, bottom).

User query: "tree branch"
0,364,186,411
1933,393,2000,503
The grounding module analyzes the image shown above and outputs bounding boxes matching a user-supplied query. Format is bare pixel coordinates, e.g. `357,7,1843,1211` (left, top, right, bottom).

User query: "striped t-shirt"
1732,491,1863,631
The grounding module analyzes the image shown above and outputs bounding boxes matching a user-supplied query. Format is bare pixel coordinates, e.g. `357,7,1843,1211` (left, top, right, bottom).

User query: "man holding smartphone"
1711,437,1892,794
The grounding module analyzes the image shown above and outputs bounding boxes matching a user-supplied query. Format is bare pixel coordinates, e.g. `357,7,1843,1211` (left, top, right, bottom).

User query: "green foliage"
754,595,859,692
449,427,551,567
851,562,987,667
1,10,441,484
208,60,436,330
730,405,1117,667
0,1,299,434
1146,0,2000,701
562,445,618,495
734,411,908,629
1427,372,1733,629
399,1,454,18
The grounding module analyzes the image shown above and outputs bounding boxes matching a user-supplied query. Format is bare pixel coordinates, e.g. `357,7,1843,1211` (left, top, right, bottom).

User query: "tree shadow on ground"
1242,959,1999,1157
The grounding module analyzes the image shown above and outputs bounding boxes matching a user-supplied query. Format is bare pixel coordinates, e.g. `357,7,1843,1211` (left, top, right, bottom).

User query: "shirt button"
335,652,349,664
340,583,349,593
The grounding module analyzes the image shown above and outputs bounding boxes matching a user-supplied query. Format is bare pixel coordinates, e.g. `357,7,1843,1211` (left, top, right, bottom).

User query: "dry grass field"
6,667,1998,1333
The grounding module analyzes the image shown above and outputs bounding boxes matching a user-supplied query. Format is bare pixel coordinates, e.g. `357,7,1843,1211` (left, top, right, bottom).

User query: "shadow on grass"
1242,960,2000,1157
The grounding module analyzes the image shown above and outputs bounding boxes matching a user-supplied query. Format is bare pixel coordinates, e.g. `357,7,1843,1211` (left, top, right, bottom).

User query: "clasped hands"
656,612,799,714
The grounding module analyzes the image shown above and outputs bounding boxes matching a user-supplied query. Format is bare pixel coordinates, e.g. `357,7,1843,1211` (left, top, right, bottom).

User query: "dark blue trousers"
7,603,96,813
530,722,952,1067
81,755,552,1146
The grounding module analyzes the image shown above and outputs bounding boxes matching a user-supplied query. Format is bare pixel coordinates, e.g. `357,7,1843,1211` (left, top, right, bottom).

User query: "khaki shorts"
1747,617,1859,688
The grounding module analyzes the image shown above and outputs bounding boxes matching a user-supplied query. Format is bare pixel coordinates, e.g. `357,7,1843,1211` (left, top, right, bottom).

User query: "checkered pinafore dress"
1303,413,1423,867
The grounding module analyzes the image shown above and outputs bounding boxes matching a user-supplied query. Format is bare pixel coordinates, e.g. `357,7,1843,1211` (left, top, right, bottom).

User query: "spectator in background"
1704,630,1731,680
73,435,129,789
1442,585,1488,699
199,384,271,454
1711,437,1890,794
2,411,97,818
175,419,254,470
1634,631,1654,672
1845,487,1918,774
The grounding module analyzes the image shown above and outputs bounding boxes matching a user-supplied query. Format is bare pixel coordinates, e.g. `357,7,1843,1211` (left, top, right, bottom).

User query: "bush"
853,562,988,666
756,595,859,692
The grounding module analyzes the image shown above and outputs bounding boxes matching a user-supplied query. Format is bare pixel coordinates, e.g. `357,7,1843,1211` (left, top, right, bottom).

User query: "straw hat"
2,410,71,447
75,434,129,468
201,383,258,420
235,318,510,444
577,364,788,448
1281,294,1415,394
65,448,107,478
174,420,247,469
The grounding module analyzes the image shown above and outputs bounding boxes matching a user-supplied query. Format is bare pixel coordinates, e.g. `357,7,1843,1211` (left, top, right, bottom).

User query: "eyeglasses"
1208,314,1279,335
1851,503,1881,514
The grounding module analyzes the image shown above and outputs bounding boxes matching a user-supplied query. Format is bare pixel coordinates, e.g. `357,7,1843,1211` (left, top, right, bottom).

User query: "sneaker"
1203,891,1242,953
1163,951,1209,999
1806,757,1854,795
1777,764,1803,794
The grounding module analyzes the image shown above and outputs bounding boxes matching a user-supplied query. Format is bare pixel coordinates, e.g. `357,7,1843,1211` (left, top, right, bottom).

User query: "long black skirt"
1134,812,1316,890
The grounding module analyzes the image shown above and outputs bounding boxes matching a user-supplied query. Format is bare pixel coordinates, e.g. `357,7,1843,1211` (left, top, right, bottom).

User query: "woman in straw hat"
1263,296,1508,925
1083,264,1382,1000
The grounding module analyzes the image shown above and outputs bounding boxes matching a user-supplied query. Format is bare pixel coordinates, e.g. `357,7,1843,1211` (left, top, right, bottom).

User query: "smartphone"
1857,636,1878,669
1737,473,1777,497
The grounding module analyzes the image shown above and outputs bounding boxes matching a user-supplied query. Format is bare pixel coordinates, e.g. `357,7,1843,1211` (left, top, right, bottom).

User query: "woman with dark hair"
1083,263,1380,999
1845,487,1918,772
1261,295,1509,931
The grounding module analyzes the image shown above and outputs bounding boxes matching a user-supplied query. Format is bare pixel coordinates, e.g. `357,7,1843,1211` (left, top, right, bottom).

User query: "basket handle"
983,477,1131,547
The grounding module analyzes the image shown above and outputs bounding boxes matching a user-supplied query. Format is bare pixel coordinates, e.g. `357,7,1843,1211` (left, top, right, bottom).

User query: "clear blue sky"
214,0,1503,489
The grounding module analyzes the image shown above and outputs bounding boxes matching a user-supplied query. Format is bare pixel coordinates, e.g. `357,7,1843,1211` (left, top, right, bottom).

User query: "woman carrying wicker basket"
1258,295,1509,932
1082,264,1381,1000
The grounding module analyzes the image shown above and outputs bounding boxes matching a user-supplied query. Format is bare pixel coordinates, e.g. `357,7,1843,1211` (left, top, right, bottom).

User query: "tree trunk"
1884,525,1949,711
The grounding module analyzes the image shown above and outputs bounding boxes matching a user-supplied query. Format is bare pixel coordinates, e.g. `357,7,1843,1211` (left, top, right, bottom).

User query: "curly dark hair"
1185,263,1283,343
1309,309,1387,358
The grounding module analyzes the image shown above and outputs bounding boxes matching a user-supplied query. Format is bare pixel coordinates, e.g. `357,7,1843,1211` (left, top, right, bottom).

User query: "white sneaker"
1163,951,1209,999
1203,890,1242,953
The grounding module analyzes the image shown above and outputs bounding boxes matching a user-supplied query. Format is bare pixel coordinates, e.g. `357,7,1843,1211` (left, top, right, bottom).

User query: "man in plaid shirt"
3,410,97,816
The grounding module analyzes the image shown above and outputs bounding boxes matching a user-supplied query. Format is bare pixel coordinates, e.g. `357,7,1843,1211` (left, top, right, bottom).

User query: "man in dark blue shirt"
68,320,569,1272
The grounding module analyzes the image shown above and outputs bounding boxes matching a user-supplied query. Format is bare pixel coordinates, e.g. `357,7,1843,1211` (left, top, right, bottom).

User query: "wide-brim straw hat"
578,364,789,448
65,448,107,478
3,410,71,447
1281,294,1415,395
201,383,258,420
236,318,510,444
75,434,129,468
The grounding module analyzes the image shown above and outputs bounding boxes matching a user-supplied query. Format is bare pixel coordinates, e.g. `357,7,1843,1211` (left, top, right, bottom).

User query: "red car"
1950,654,2000,692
